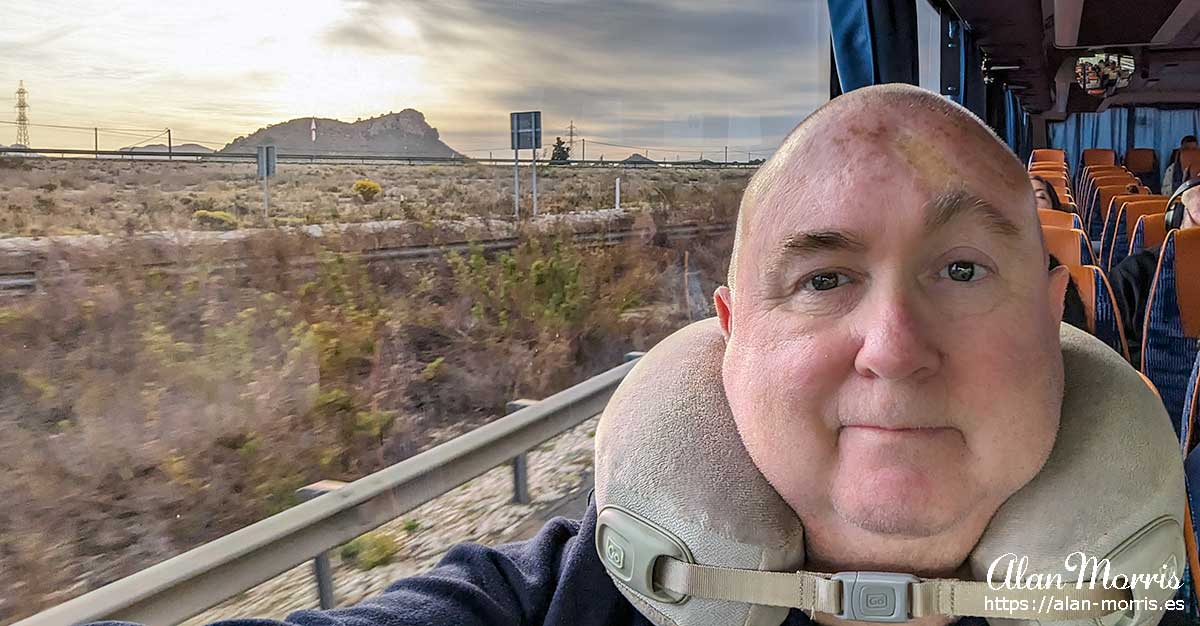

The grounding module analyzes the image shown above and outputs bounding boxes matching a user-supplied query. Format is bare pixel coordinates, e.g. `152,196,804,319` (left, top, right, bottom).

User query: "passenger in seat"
87,85,1190,626
1163,135,1198,195
1029,174,1065,212
1111,179,1200,369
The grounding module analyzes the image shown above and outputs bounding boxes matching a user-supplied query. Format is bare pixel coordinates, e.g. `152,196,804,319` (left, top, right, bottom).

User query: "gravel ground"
181,415,599,625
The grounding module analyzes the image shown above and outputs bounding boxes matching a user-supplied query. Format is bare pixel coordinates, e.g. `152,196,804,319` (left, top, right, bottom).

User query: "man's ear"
1047,264,1070,323
714,286,733,340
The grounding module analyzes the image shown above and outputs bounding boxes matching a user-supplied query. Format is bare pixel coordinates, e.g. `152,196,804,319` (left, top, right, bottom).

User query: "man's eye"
804,272,849,291
940,261,989,282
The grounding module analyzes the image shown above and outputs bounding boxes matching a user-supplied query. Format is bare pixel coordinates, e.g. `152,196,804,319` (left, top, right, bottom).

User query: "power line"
166,136,231,147
123,129,170,147
0,119,164,133
583,138,774,159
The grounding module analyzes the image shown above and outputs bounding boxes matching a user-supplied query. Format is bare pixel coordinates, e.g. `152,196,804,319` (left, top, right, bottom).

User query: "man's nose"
852,288,942,381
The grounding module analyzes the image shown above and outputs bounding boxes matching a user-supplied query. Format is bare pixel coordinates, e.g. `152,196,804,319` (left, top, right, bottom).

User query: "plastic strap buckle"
831,571,919,623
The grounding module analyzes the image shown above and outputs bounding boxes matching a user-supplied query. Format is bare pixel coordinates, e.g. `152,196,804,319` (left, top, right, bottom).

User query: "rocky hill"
220,109,460,157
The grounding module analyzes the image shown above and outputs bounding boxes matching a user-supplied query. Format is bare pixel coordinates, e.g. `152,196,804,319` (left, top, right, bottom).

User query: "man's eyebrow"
924,188,1021,238
778,230,867,255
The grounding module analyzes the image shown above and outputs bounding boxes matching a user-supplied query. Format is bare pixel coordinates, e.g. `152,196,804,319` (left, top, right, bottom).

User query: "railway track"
0,221,732,297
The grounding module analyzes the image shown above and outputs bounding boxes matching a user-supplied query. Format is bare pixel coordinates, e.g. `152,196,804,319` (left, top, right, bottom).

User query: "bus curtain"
828,0,919,93
1004,89,1033,165
1050,108,1200,179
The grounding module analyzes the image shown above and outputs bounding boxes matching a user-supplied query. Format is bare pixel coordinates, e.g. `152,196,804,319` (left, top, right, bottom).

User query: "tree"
550,137,571,163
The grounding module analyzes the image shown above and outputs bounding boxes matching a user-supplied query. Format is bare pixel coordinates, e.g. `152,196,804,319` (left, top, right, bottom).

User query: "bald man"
94,86,1175,626
715,85,1067,584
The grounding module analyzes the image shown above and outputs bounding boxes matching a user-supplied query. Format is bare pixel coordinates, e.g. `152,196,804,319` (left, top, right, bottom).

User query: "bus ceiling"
933,0,1200,117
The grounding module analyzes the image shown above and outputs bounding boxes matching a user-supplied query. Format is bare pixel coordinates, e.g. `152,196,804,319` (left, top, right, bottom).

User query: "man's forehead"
750,127,1029,235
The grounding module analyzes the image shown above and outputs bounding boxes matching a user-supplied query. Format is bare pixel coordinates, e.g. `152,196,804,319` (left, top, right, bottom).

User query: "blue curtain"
960,25,986,118
1050,107,1200,178
1004,90,1032,164
1048,110,1130,173
1131,108,1200,180
828,0,919,93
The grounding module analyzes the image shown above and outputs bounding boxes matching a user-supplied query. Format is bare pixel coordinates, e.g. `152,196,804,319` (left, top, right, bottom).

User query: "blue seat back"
1183,448,1200,615
1109,198,1168,271
1143,230,1200,437
1182,354,1200,455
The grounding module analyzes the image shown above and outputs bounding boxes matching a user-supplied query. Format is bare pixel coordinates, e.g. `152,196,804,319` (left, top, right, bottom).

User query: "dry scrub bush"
352,179,382,203
0,163,748,237
0,222,728,622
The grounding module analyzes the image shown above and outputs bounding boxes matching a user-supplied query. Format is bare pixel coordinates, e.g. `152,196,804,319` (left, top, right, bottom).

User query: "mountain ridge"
219,109,460,157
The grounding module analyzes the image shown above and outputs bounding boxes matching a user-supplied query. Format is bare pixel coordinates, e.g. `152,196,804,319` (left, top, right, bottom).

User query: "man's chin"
831,469,971,538
835,501,961,538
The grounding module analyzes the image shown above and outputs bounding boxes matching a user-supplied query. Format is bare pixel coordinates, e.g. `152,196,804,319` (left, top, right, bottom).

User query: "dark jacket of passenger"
1110,246,1161,369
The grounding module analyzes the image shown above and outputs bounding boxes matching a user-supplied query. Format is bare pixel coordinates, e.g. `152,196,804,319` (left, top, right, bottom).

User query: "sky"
0,0,831,160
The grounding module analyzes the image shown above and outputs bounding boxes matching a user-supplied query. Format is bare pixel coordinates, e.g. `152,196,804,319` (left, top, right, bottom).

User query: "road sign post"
257,145,277,220
510,111,542,218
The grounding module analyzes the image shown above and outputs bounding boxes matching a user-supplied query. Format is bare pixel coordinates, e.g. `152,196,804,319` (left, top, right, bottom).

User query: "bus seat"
1182,354,1200,454
1081,169,1130,207
1108,198,1169,271
1088,183,1139,241
1079,165,1126,197
1031,168,1069,180
1083,172,1132,207
1099,192,1151,267
1038,209,1078,229
1126,148,1161,192
1142,229,1200,436
1185,456,1200,610
1030,148,1065,165
1042,225,1095,267
1082,148,1117,168
1130,213,1170,258
1066,264,1131,361
1125,148,1158,175
1043,177,1072,193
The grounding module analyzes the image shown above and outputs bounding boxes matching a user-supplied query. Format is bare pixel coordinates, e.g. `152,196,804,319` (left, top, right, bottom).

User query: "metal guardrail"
0,272,36,295
14,354,643,626
0,146,761,168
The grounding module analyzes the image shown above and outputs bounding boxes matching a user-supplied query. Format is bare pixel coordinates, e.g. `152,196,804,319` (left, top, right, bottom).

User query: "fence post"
505,399,539,504
295,480,348,609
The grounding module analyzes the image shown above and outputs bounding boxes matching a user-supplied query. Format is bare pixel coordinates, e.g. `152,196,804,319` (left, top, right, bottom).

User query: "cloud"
373,0,831,152
322,21,404,52
0,24,82,54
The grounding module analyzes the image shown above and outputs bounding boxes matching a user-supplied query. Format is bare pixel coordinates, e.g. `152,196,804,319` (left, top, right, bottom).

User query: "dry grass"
0,219,733,624
0,159,750,237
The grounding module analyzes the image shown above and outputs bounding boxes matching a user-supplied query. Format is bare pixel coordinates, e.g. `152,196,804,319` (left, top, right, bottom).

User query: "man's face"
717,111,1067,557
1183,140,1197,151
